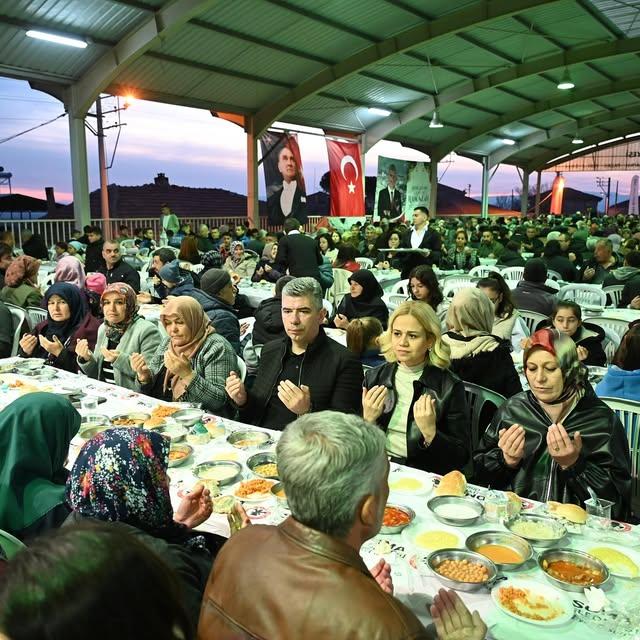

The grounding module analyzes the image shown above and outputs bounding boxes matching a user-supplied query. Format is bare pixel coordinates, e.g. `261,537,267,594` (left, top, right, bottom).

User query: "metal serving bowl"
156,424,187,442
428,495,484,527
193,460,243,487
465,530,533,570
168,443,193,468
427,548,498,592
172,408,205,427
505,514,567,548
110,412,150,427
270,482,288,508
246,452,279,479
227,429,271,450
380,503,416,535
538,548,610,593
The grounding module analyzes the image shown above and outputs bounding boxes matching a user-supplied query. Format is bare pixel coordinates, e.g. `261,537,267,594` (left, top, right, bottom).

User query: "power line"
0,113,67,145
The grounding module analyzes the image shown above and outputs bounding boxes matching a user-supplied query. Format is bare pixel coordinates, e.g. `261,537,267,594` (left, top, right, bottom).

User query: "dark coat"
497,249,525,267
543,254,577,282
400,227,442,277
206,296,241,355
267,185,308,226
0,301,12,357
620,275,640,308
239,328,363,429
377,187,403,217
84,239,105,273
98,259,141,293
511,280,557,317
22,234,49,260
250,259,282,283
275,232,322,281
364,363,470,474
473,388,632,520
252,296,286,346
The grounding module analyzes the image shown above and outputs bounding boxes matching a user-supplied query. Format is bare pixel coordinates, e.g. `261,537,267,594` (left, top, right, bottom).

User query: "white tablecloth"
1,357,639,638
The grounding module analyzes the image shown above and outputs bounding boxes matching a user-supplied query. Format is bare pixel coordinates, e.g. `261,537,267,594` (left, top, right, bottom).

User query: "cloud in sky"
0,77,636,208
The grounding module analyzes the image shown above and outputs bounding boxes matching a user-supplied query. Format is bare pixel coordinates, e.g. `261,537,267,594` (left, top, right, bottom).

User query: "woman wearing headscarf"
443,288,522,399
474,328,632,520
0,254,42,308
129,297,238,415
65,428,225,632
334,269,389,329
54,255,86,289
18,282,100,372
223,241,257,280
0,393,80,542
251,242,282,283
75,283,161,389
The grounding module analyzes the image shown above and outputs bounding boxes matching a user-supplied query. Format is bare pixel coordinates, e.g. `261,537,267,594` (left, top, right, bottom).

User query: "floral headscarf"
66,428,173,532
101,282,140,345
229,240,245,267
4,255,39,288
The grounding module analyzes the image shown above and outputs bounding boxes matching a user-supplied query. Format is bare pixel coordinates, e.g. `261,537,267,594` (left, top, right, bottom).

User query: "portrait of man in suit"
267,145,308,227
377,164,403,218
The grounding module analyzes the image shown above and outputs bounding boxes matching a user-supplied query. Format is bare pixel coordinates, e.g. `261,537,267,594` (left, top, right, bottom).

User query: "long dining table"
1,356,639,639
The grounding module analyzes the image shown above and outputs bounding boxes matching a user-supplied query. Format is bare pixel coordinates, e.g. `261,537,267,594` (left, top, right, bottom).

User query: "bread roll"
547,501,587,524
505,491,522,517
435,470,466,497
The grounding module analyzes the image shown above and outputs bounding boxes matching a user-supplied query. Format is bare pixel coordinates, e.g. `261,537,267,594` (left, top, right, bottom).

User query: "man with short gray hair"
582,237,617,284
225,277,363,429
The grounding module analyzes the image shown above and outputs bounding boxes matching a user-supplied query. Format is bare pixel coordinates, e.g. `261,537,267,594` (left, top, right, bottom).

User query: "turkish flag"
326,139,365,217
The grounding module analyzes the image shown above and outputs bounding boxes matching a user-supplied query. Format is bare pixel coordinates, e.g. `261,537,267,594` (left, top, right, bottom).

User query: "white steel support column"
68,114,91,230
520,169,529,216
429,158,438,218
481,156,490,220
246,119,259,229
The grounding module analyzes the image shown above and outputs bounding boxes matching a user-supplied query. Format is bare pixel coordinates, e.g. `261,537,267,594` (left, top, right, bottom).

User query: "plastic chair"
601,326,621,364
389,279,409,296
500,267,525,283
0,529,26,559
442,275,478,299
557,284,607,308
603,285,624,308
7,305,25,356
547,269,563,282
544,278,560,291
469,265,497,279
464,382,507,453
119,239,136,250
325,268,351,308
236,355,247,382
25,306,47,330
600,397,640,502
355,257,373,269
518,310,549,336
384,293,408,311
588,316,632,341
322,298,334,320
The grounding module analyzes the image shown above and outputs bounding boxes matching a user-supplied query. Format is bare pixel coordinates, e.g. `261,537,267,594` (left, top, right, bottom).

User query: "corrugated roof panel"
523,0,614,41
459,89,531,114
332,74,424,106
591,0,640,37
594,93,638,109
526,112,570,128
391,0,478,18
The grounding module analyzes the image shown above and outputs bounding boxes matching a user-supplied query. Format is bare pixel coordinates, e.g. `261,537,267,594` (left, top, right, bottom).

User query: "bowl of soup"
465,530,533,570
193,460,243,487
380,504,415,534
538,548,609,592
428,496,484,527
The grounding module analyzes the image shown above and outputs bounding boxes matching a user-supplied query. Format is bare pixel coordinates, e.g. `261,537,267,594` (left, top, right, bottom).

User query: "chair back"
389,278,409,295
601,326,621,364
468,265,497,278
387,294,408,311
442,275,478,298
354,257,373,269
501,267,525,282
25,306,47,330
547,269,563,282
325,268,352,308
119,239,136,249
0,529,26,559
602,285,624,308
236,355,248,382
600,397,640,503
7,305,26,356
544,278,560,291
588,316,632,341
464,382,506,453
557,284,607,308
518,310,549,336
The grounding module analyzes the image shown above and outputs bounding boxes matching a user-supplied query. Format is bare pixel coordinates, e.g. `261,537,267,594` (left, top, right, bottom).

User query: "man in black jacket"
98,240,140,292
225,277,363,430
511,259,557,317
84,226,106,273
200,269,241,355
400,206,442,277
275,218,322,283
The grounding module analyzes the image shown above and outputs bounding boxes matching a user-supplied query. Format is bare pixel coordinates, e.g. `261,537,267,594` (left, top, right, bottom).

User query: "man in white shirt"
400,206,442,277
267,146,308,227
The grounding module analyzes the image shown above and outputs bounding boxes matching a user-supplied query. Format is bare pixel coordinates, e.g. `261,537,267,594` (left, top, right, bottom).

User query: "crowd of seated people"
1,209,639,639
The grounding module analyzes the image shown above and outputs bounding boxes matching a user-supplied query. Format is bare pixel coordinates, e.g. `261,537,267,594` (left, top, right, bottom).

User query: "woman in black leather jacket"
474,328,631,520
363,300,470,474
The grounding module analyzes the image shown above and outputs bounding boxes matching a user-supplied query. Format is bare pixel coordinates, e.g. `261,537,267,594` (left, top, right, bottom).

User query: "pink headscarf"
54,256,86,289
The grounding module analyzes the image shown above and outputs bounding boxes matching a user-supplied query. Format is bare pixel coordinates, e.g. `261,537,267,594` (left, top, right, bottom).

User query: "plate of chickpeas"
426,549,498,592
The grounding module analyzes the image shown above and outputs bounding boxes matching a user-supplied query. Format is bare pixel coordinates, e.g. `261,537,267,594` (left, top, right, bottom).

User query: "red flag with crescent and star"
326,139,365,217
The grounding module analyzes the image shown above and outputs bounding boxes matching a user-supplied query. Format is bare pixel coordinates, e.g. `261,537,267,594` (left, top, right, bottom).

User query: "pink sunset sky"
0,77,635,210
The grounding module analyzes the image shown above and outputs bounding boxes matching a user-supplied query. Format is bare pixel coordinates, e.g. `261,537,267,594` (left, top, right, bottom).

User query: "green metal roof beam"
254,0,562,136
432,74,640,159
364,35,640,151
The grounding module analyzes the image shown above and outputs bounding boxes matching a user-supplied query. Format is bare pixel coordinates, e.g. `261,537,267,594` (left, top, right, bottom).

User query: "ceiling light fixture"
429,111,444,128
368,107,391,117
557,68,575,90
571,135,584,144
26,29,87,48
502,138,516,145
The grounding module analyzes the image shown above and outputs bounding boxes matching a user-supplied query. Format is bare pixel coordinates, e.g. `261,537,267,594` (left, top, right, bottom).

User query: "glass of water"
80,396,98,412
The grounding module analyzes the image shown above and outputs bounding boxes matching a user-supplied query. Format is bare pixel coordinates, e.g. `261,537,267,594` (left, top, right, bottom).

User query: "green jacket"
0,283,43,309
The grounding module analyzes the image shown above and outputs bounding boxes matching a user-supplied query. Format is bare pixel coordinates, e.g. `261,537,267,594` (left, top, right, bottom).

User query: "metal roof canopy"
2,0,640,221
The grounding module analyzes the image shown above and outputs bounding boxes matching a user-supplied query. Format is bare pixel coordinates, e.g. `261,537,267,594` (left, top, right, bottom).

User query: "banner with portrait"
374,156,407,221
403,161,431,217
260,131,308,226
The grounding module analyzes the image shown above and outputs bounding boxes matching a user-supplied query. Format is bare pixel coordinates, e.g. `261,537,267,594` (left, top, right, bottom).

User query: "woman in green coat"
0,255,42,309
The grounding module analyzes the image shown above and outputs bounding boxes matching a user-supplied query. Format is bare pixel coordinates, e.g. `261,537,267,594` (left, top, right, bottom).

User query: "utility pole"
96,96,110,239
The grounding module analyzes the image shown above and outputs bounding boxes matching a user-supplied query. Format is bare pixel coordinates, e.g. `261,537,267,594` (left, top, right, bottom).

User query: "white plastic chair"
7,305,25,356
546,269,563,282
386,293,408,311
25,306,47,330
601,326,621,364
326,268,351,308
518,310,549,336
236,355,247,382
544,278,560,291
469,265,497,279
500,266,525,282
600,397,640,502
322,298,334,319
557,284,607,308
442,275,478,299
603,285,624,308
588,316,632,341
389,279,409,296
354,257,373,269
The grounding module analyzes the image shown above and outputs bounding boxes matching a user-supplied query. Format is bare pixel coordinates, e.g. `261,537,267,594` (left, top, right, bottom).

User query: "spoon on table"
587,485,602,509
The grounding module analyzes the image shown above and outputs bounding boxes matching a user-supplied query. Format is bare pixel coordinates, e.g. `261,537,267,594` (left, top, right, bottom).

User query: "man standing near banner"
377,164,403,219
400,206,442,277
267,145,308,227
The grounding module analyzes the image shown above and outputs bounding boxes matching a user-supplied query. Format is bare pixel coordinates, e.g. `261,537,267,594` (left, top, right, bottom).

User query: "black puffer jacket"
473,388,632,520
205,296,240,355
252,296,286,346
364,363,469,474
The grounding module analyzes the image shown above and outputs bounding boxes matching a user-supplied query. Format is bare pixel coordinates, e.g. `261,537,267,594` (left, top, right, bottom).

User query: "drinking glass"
585,497,614,531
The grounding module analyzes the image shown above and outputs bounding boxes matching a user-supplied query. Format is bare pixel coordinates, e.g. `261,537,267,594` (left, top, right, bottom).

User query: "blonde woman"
362,300,470,473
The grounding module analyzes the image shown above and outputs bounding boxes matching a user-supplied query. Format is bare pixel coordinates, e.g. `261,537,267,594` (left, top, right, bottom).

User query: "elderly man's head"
277,411,388,540
364,225,377,242
278,146,297,183
594,239,613,264
102,241,121,268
